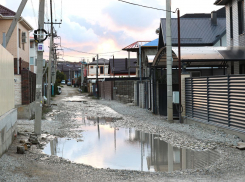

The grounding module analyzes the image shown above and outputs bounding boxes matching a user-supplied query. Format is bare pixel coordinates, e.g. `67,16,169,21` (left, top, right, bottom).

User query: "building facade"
0,5,33,74
215,0,245,74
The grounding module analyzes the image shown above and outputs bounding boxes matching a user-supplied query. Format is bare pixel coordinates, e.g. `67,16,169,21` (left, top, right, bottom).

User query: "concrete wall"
16,101,35,119
0,109,17,157
14,74,22,106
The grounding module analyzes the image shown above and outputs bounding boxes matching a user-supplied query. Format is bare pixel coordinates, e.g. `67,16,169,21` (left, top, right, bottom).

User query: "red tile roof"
0,5,16,16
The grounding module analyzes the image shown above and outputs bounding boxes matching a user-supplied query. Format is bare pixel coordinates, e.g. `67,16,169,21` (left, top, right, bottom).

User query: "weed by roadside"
42,106,52,119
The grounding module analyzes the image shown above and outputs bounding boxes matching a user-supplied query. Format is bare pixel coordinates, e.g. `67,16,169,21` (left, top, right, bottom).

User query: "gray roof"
57,62,82,72
181,7,225,18
108,59,136,74
88,58,109,65
160,17,226,46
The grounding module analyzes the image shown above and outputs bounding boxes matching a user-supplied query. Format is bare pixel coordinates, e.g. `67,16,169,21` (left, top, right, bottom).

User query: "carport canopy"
152,47,245,67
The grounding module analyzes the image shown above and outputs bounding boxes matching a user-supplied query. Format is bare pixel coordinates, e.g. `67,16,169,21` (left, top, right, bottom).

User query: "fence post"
207,77,209,122
228,74,231,127
191,77,194,118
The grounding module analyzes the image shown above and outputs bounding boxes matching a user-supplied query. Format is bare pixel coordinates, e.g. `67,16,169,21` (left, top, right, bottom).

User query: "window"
230,6,233,38
238,0,244,35
30,57,34,65
100,66,104,74
30,41,34,48
90,66,93,69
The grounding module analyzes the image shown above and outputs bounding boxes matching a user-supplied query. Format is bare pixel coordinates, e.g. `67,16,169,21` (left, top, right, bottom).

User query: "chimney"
211,11,217,26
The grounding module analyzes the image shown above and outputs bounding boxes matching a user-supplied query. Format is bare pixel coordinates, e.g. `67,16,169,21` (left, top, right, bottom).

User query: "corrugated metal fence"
0,45,14,116
186,75,245,131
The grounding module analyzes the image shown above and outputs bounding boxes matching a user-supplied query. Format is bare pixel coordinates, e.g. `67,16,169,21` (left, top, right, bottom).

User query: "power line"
118,0,176,13
61,46,123,55
30,0,38,27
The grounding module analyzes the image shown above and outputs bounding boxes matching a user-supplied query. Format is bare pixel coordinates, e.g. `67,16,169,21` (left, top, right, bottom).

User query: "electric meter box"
173,91,179,104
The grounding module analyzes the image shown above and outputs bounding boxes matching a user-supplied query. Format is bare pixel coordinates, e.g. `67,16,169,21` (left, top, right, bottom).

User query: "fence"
185,75,245,131
113,80,134,104
21,69,36,105
0,45,14,116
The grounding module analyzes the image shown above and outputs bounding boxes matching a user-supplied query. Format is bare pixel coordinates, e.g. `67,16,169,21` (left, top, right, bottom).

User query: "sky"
0,0,223,62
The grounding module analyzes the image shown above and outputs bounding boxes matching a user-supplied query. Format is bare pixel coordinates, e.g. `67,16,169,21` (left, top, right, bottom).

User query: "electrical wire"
118,0,176,13
30,0,38,27
62,46,123,55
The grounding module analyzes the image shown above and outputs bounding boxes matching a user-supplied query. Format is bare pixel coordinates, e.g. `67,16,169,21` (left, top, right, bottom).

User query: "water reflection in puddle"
43,118,220,172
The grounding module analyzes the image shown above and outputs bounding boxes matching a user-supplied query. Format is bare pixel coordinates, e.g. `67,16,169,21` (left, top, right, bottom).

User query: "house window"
90,66,93,69
100,66,104,74
238,0,244,35
30,57,34,65
18,29,21,48
30,41,34,48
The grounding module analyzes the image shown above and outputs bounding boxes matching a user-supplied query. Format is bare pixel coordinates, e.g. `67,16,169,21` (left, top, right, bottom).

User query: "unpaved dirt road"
1,85,245,182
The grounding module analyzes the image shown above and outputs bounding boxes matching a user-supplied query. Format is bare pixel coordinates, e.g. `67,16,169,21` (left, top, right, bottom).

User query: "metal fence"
185,75,245,130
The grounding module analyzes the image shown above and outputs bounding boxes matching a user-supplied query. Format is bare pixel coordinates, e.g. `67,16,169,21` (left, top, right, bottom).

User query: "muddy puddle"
43,117,220,172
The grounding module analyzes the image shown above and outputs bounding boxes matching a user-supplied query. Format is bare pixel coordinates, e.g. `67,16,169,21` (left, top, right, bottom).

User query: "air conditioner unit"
22,32,27,43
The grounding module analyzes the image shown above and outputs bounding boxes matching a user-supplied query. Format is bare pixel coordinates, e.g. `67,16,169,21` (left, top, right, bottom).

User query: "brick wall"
21,69,36,105
113,80,134,104
21,60,29,71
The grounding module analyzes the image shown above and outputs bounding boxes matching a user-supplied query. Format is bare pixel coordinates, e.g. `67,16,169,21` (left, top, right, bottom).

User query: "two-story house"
214,0,245,74
0,5,33,74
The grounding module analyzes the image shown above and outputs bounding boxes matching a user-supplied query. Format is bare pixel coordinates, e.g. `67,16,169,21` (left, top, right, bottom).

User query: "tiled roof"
0,5,16,16
108,59,136,74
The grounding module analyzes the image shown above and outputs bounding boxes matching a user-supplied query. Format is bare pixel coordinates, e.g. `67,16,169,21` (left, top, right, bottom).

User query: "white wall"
88,65,109,76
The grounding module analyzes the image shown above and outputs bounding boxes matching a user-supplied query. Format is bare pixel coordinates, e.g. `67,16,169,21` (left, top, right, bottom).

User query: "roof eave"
214,0,230,5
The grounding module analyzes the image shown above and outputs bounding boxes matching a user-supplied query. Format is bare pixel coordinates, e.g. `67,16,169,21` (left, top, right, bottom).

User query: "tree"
56,71,66,83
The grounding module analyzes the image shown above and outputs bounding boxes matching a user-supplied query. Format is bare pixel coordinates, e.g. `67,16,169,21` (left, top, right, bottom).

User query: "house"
87,58,109,78
0,5,33,74
57,61,84,85
214,0,245,74
0,5,36,119
108,58,137,77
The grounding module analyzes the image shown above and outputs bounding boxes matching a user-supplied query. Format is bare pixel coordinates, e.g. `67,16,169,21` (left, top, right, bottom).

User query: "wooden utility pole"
47,0,54,105
34,0,45,135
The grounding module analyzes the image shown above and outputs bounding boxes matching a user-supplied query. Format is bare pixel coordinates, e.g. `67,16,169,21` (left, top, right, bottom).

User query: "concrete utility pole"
81,62,84,88
34,0,45,135
4,0,28,47
166,0,173,122
139,45,142,82
96,54,99,99
128,51,130,77
47,0,54,105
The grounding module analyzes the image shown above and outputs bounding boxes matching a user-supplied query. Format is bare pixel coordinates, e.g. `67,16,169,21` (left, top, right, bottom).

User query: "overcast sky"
0,0,223,62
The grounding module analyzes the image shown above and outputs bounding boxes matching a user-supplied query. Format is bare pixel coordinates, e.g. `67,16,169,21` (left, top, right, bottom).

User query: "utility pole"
81,62,84,89
128,51,130,77
47,0,54,105
34,0,45,135
166,0,173,122
139,45,142,82
96,54,99,99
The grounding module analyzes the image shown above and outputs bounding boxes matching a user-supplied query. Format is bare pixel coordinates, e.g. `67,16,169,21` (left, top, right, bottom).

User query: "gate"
186,75,245,131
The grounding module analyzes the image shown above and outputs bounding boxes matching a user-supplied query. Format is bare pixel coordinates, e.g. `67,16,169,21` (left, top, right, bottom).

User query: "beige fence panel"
0,45,14,116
